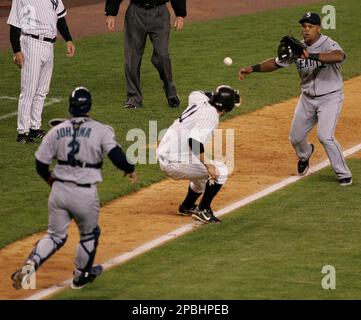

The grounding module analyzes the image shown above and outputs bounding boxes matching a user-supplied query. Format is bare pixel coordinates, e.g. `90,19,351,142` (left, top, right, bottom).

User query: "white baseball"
223,57,233,66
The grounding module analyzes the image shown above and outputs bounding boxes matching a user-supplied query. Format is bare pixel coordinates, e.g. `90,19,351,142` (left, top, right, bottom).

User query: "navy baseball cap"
299,12,321,25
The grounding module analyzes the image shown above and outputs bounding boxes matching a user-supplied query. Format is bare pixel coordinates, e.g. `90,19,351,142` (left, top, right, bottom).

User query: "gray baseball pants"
289,91,352,179
27,181,100,276
124,3,177,107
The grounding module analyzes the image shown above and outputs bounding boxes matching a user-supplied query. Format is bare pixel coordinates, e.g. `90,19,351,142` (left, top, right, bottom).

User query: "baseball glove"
277,35,307,63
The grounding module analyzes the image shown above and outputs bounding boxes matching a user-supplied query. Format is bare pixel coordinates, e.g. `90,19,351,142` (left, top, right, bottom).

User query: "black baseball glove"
277,35,307,63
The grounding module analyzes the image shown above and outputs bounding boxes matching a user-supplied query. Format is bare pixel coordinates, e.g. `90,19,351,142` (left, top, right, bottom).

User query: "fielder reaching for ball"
7,0,75,144
239,12,352,186
157,85,240,224
11,87,137,290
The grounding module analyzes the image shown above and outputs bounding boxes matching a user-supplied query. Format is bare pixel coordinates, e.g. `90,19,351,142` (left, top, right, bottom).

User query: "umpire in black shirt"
105,0,187,109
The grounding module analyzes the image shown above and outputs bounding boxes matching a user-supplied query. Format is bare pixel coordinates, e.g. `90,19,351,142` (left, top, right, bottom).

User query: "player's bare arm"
239,59,281,80
302,49,345,63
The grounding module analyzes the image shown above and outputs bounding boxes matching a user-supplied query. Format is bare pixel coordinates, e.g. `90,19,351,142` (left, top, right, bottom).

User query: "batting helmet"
210,85,241,112
69,87,92,116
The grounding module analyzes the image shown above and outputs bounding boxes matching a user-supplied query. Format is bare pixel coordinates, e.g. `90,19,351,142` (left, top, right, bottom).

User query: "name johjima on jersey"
56,127,92,140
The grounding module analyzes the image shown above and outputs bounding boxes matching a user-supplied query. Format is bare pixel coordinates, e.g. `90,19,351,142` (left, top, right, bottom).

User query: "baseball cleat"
191,207,222,224
16,133,35,144
177,204,197,216
167,95,180,108
71,265,103,290
11,260,36,290
124,103,141,109
339,177,352,186
29,129,47,139
298,143,314,176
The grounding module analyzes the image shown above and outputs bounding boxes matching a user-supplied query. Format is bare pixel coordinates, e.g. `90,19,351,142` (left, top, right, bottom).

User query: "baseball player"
7,0,75,144
11,87,137,290
157,85,240,223
239,12,352,186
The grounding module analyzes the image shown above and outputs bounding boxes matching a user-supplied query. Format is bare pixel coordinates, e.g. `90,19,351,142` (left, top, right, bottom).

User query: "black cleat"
29,129,47,139
298,144,314,176
16,133,35,144
71,265,103,290
177,204,197,216
124,103,141,109
339,177,352,186
191,207,222,224
167,96,180,108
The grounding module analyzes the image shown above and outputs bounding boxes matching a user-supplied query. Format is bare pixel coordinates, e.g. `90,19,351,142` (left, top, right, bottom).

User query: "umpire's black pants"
124,3,177,107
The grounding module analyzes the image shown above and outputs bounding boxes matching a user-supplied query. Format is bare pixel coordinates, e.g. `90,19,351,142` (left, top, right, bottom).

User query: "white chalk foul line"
0,96,17,101
25,142,361,300
0,97,62,121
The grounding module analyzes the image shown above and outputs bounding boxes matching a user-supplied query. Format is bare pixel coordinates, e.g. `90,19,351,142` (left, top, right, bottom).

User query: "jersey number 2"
67,140,80,163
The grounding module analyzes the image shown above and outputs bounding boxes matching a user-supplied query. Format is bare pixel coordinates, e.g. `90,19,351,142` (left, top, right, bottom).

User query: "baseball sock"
198,181,222,211
181,186,202,209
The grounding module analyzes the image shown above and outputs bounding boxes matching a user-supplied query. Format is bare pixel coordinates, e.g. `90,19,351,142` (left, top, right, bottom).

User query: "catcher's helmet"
210,85,241,112
69,87,92,116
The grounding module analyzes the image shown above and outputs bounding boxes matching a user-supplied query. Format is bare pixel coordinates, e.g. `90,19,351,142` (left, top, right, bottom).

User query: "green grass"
54,160,361,300
0,0,361,248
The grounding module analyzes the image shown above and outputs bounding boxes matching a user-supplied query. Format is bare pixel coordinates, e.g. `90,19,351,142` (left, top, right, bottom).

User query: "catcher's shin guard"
28,234,67,269
75,226,101,275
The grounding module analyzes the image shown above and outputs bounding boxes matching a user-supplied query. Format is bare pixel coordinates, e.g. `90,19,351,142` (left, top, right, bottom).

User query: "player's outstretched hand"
106,16,116,32
239,66,253,80
124,171,138,184
13,52,24,69
205,163,220,181
66,41,75,58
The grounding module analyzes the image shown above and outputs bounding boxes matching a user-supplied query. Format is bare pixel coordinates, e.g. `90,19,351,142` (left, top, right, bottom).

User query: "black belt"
58,160,103,169
131,0,167,9
304,90,339,98
54,179,91,188
24,33,57,43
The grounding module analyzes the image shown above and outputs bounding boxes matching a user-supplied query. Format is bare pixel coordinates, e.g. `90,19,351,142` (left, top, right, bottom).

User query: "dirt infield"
1,76,361,300
0,0,327,49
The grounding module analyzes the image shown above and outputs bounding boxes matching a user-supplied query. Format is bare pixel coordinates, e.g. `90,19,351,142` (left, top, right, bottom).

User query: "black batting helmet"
69,87,92,116
210,85,241,112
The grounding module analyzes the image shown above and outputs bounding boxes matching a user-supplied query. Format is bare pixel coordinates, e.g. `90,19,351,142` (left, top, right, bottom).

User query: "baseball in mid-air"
223,57,233,66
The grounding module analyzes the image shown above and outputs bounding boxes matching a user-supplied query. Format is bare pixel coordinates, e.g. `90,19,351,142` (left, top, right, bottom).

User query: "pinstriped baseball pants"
158,156,229,193
17,35,54,134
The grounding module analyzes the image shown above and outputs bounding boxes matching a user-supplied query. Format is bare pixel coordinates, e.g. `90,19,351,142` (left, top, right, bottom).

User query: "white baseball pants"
158,156,228,193
17,35,54,134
